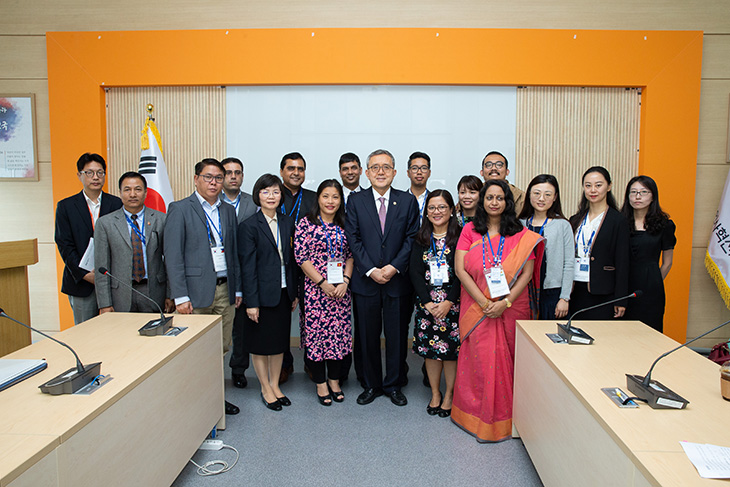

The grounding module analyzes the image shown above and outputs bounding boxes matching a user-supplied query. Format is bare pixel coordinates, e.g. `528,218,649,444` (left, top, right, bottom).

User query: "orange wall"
47,28,702,339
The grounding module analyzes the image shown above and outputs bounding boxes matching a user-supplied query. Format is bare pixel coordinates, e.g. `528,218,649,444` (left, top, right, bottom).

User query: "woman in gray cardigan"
518,174,574,319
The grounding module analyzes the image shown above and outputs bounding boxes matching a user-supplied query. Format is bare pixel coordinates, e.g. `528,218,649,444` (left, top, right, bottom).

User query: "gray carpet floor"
172,348,544,487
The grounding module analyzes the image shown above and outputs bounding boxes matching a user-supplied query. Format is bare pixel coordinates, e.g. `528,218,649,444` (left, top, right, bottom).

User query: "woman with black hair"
620,175,676,332
452,179,544,442
518,174,574,320
294,179,354,406
568,166,630,320
409,189,461,417
456,175,483,228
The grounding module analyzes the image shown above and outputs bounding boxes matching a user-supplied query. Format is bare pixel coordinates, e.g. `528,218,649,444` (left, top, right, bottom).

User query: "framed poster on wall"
0,94,38,181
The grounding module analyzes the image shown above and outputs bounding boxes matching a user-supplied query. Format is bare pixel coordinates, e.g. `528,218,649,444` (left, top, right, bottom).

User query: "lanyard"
204,208,223,247
125,213,146,245
282,190,303,221
459,212,465,227
528,216,548,236
482,231,505,270
231,194,240,211
576,214,597,256
430,235,447,264
320,217,342,258
411,189,428,218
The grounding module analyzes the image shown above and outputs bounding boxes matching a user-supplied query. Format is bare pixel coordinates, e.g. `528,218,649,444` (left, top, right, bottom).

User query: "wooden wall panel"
2,0,730,33
697,80,730,163
0,36,47,79
105,86,226,201
516,86,640,216
701,35,730,79
27,243,61,333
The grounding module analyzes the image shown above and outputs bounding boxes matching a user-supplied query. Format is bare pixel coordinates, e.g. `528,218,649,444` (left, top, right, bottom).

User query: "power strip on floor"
198,439,223,451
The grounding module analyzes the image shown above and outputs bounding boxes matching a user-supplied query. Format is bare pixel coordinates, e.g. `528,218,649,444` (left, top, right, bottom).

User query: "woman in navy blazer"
568,166,630,320
239,174,299,411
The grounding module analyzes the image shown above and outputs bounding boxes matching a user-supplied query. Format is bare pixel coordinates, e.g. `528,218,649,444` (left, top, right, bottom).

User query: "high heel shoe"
318,393,332,406
328,384,345,403
261,393,282,411
438,407,451,418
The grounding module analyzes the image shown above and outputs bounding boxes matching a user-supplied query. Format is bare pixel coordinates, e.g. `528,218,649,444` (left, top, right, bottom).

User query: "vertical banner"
706,168,730,309
139,114,174,212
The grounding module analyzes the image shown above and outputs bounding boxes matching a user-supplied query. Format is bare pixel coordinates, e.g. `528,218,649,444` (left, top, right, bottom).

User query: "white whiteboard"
226,85,517,196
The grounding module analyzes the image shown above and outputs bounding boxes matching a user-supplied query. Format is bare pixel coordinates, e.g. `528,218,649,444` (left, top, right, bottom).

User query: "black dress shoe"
261,393,282,411
438,408,451,418
427,397,442,415
276,395,291,406
232,373,247,389
225,400,240,415
356,388,384,405
389,390,408,407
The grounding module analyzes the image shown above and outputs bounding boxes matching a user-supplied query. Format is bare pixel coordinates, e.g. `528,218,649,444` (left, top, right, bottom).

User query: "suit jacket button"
382,244,385,248
590,257,595,261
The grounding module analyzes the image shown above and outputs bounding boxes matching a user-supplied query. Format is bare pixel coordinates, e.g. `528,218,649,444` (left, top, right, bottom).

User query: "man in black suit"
221,157,258,389
55,153,122,324
278,152,317,383
345,149,419,406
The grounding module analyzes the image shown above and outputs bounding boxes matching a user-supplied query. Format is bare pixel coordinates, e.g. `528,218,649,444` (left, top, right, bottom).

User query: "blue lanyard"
282,190,303,221
430,235,447,264
125,213,146,245
320,217,342,258
412,189,428,218
232,194,240,211
204,208,223,247
459,213,465,227
482,232,505,270
528,216,548,236
576,214,597,255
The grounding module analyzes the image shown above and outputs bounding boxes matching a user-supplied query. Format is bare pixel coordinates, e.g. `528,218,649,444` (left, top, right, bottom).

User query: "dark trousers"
229,308,249,374
305,355,343,383
539,287,561,320
353,290,411,394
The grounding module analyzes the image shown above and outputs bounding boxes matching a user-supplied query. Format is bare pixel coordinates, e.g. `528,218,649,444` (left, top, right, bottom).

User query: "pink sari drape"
451,226,543,442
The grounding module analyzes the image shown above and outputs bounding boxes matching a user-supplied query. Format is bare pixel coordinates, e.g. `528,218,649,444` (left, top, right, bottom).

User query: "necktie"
378,197,386,233
131,214,144,282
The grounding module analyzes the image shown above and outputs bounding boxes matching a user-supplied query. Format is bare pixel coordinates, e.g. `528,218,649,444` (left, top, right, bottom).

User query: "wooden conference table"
0,313,224,487
514,320,730,487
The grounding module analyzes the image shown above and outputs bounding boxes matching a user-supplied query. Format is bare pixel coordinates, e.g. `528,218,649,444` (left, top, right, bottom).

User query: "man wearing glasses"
345,149,419,407
406,151,432,224
55,152,122,325
480,150,526,214
164,158,242,415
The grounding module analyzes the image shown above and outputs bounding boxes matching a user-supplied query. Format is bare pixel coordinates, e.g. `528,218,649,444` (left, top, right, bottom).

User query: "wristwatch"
503,297,512,308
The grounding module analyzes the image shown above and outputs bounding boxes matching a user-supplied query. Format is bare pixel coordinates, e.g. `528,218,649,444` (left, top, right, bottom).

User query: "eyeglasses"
225,170,243,177
409,165,430,173
483,161,505,169
260,190,281,197
80,170,105,178
629,190,651,198
199,174,224,184
368,165,393,173
530,191,554,199
427,205,449,214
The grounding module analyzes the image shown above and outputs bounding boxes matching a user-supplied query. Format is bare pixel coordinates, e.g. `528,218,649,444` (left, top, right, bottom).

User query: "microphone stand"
557,291,642,345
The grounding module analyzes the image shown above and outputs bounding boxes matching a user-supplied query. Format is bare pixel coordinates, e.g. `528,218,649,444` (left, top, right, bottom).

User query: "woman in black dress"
409,190,461,417
569,167,630,320
239,174,299,411
620,175,676,332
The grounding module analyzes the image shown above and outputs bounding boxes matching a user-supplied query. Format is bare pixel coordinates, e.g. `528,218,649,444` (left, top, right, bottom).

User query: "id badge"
429,258,449,286
281,265,287,288
574,256,590,282
211,246,227,272
486,266,510,298
327,259,344,284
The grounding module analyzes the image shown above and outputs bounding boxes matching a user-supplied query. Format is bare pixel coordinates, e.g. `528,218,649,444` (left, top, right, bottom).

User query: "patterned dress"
294,217,353,361
409,237,461,360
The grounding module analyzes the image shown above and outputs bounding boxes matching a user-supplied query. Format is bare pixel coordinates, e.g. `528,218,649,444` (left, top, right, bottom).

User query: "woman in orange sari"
453,179,544,442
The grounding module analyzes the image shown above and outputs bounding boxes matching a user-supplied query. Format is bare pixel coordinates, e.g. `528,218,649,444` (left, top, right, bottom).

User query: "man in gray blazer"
220,156,258,389
94,171,172,313
165,158,242,415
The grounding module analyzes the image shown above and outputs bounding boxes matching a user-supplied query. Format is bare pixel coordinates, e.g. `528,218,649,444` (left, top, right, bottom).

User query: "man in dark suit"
345,149,419,406
94,171,172,314
55,152,122,325
220,157,258,389
278,152,317,383
164,158,242,415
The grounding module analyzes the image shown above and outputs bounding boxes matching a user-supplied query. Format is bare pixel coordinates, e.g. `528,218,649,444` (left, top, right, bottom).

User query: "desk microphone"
557,290,643,344
625,317,730,409
0,307,101,395
98,267,173,336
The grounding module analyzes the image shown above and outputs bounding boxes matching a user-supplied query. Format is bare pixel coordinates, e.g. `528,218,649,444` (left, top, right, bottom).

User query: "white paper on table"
680,441,730,479
79,237,94,271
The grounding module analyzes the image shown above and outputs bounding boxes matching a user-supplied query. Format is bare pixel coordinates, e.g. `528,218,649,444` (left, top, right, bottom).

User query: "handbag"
708,341,730,365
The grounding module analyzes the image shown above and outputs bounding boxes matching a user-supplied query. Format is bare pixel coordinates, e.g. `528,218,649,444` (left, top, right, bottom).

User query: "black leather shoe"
389,390,408,407
356,388,383,405
438,408,451,418
261,393,282,411
225,400,240,415
276,395,291,406
232,373,247,389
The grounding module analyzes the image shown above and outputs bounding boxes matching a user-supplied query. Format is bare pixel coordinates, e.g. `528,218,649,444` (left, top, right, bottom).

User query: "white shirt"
408,188,429,222
366,187,393,277
83,191,102,227
123,207,148,278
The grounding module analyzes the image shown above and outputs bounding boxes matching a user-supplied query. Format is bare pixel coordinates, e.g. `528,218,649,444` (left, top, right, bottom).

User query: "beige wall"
1,1,728,344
